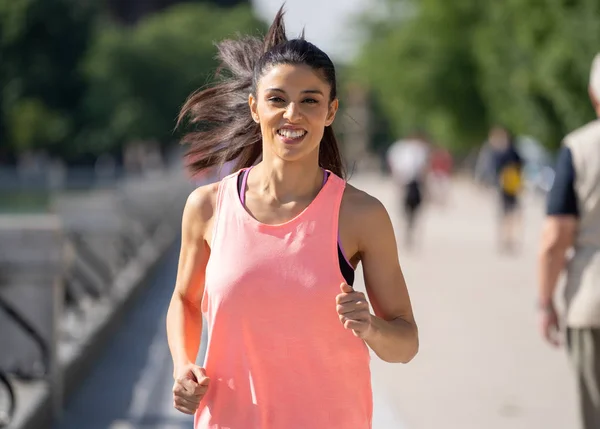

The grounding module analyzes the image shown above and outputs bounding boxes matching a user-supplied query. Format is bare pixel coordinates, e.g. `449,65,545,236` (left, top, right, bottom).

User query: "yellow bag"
500,163,522,196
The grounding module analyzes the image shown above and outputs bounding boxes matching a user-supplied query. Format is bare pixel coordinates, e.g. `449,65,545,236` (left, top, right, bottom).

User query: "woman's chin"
276,145,317,163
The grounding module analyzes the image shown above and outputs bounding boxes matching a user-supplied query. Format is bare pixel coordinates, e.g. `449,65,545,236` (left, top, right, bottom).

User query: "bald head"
590,54,600,110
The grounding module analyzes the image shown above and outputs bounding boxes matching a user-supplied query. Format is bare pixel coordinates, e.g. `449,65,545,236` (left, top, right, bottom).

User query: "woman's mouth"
277,128,307,144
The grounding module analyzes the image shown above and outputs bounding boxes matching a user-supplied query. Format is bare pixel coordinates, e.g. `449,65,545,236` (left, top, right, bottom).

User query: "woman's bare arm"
166,184,217,377
340,188,418,363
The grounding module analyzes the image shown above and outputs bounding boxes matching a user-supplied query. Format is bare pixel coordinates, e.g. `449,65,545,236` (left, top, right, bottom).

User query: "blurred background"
1,0,599,428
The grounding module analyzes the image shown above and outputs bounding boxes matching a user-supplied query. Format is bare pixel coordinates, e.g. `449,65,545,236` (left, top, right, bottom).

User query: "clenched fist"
336,283,373,339
172,363,210,415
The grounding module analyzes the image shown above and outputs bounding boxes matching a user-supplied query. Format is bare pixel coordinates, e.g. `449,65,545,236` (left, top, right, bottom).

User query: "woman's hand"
172,363,210,415
336,283,373,339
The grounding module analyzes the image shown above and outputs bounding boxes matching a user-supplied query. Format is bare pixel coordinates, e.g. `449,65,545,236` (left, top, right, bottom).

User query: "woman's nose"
283,102,301,121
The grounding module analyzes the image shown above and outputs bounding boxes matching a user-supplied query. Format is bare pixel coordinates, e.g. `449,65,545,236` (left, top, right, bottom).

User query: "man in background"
386,131,431,249
537,53,600,429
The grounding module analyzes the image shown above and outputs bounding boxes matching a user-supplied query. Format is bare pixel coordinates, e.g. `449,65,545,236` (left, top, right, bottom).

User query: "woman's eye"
303,98,318,104
268,97,285,103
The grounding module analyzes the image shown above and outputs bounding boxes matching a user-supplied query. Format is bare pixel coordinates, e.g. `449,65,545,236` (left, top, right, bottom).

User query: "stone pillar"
0,215,70,420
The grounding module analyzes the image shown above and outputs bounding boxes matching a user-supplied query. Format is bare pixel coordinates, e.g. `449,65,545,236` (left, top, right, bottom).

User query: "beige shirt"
562,120,600,327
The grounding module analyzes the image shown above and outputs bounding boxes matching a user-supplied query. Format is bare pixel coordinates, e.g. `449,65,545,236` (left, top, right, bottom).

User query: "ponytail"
319,126,345,178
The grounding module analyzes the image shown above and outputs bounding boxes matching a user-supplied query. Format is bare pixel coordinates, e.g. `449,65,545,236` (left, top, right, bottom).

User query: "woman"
166,8,418,429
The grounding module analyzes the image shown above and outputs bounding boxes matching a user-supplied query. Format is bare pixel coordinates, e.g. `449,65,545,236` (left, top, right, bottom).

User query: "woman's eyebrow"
265,88,324,95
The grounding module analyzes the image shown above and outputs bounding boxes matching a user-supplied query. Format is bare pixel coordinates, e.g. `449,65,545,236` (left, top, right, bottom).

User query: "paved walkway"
353,174,578,429
53,174,578,429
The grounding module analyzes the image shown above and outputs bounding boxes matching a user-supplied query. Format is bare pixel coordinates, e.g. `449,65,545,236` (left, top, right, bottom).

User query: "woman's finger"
173,402,197,415
343,319,369,332
174,393,200,407
336,302,369,315
339,311,371,324
336,292,366,305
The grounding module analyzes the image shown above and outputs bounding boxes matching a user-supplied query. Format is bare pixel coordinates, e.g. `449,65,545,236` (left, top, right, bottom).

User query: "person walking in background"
166,8,418,429
428,144,453,206
473,137,496,189
386,131,431,249
488,126,524,253
537,53,600,429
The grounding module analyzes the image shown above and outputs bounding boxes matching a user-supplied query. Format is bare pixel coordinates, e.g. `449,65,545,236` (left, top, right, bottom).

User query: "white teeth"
278,129,306,139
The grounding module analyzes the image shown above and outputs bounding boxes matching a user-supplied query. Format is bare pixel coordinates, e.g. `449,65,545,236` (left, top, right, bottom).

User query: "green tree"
353,0,600,154
354,0,488,155
0,0,98,158
7,98,70,151
80,3,266,155
473,0,600,148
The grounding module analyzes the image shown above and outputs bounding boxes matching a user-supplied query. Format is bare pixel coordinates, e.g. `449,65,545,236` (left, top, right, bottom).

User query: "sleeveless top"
195,169,373,429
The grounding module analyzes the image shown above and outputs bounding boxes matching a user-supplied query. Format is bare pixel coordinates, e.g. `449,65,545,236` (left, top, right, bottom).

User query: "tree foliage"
0,0,264,163
0,0,98,157
354,0,600,154
80,3,265,156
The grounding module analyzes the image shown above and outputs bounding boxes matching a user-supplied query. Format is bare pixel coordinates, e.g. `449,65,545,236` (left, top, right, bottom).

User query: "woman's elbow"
391,324,419,364
401,332,419,363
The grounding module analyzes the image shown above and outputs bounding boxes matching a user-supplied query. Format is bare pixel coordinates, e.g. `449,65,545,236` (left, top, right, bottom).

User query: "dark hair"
177,6,345,178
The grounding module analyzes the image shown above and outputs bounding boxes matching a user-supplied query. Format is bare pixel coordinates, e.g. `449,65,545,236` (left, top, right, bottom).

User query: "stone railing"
0,168,193,429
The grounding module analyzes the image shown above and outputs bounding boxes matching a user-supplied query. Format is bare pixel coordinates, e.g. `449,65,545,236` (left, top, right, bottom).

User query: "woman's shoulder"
341,182,390,226
186,169,241,215
185,181,221,225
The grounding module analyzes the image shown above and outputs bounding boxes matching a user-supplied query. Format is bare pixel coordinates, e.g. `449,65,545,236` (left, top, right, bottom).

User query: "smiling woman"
166,5,419,429
249,63,338,163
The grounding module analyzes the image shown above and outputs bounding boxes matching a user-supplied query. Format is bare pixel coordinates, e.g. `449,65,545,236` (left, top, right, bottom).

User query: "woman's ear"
249,94,260,123
325,98,339,127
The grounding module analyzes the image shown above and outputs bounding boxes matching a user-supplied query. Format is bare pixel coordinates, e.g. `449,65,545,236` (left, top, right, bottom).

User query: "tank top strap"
314,170,346,236
240,166,253,205
209,171,240,249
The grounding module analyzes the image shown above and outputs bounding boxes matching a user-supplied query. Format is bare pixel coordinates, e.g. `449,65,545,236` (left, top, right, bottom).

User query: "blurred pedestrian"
537,53,600,429
488,126,524,253
386,131,431,249
166,7,418,429
428,144,453,206
473,138,496,189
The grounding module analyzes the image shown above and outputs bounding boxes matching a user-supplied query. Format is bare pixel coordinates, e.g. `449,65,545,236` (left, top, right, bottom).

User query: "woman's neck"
251,158,324,204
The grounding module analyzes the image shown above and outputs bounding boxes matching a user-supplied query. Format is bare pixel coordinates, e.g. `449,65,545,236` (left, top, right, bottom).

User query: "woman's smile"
277,126,308,144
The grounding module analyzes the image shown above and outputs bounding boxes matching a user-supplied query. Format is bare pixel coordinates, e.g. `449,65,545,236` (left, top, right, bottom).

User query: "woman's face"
249,63,338,163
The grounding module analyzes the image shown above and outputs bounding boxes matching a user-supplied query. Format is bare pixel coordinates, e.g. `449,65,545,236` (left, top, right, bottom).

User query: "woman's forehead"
258,64,329,92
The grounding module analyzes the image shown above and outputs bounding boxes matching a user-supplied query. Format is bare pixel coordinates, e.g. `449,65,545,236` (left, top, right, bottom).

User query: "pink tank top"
195,169,373,429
